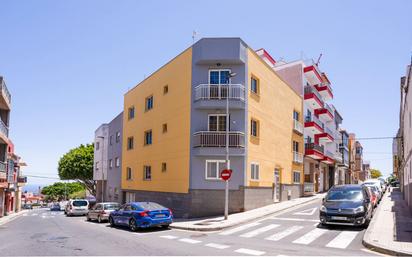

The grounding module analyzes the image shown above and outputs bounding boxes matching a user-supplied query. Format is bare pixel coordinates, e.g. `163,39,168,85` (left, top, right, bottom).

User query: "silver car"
65,199,89,216
87,202,120,223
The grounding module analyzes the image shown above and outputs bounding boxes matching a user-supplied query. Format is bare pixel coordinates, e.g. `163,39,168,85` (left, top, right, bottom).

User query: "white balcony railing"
194,84,245,101
325,150,334,159
293,120,303,134
0,119,9,138
293,152,304,164
304,182,315,194
0,161,6,173
193,131,245,148
305,115,324,130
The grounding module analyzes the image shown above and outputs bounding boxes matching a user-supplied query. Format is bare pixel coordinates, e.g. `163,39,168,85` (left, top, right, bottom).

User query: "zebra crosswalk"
23,211,65,218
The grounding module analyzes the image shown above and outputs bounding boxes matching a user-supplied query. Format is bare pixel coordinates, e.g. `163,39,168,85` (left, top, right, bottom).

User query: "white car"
363,179,383,198
65,199,89,216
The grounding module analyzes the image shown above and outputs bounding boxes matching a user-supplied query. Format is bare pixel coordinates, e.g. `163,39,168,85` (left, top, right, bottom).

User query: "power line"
25,175,60,180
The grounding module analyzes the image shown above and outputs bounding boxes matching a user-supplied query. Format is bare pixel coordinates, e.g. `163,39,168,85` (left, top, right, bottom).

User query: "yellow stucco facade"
122,48,192,194
246,49,304,187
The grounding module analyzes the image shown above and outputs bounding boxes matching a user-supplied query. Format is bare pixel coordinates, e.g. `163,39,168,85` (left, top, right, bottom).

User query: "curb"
0,210,29,226
170,196,322,232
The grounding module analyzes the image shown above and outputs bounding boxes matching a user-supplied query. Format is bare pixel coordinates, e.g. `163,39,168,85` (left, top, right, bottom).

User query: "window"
128,106,135,120
209,70,231,84
293,111,300,121
162,162,167,172
144,130,152,145
293,141,299,152
109,135,113,145
143,166,152,180
293,171,301,184
251,76,259,94
96,142,100,150
116,132,120,143
251,119,259,137
145,96,154,111
95,162,99,171
162,123,168,133
208,114,227,131
109,159,113,169
126,167,132,180
127,137,134,150
115,157,120,167
251,163,259,180
163,85,169,95
205,160,226,180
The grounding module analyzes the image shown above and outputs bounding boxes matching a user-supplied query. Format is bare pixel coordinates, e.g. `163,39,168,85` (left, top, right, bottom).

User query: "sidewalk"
170,193,325,231
363,187,412,256
0,210,29,226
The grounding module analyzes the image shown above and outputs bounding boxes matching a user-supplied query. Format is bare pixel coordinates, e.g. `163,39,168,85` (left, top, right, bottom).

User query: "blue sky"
1,0,411,185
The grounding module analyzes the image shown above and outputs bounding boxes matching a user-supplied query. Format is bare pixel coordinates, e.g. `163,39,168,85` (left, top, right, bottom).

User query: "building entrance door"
273,169,280,203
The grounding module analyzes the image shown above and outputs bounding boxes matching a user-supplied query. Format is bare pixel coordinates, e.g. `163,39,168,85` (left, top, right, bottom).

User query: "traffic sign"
221,169,232,181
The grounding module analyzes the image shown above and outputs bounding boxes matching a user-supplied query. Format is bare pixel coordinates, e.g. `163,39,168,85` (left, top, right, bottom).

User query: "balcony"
314,82,333,101
194,84,245,109
17,176,27,184
304,115,324,135
303,64,323,85
0,77,11,110
193,131,245,148
293,152,304,164
315,103,334,122
305,143,324,159
293,120,303,135
0,161,6,173
334,151,343,164
322,150,335,164
0,119,9,141
304,86,323,109
316,127,334,143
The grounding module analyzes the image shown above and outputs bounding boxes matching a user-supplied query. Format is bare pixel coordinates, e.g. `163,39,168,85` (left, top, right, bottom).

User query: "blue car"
109,202,173,231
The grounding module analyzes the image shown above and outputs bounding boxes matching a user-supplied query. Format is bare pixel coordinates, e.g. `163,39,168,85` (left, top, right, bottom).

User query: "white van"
65,199,89,216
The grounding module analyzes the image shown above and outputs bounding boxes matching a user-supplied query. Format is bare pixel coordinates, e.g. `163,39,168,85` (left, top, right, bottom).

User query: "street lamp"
97,136,105,202
224,71,236,220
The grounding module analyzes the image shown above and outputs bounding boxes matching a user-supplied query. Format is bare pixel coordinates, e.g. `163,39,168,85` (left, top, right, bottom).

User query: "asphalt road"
0,199,384,256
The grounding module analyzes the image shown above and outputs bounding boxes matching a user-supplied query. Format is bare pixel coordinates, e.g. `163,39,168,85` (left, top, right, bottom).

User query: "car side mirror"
322,198,325,203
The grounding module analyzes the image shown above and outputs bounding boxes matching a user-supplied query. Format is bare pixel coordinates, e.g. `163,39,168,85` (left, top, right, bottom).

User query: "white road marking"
293,207,317,216
23,214,28,216
234,248,265,256
205,243,230,249
265,225,304,241
292,228,327,245
326,231,359,249
31,213,38,216
178,238,202,244
269,217,319,222
219,222,261,236
240,224,280,238
160,235,178,240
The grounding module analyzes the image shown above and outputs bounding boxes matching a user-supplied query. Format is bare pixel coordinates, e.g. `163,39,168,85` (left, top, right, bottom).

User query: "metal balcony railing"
0,119,9,138
194,84,245,101
17,176,27,183
193,131,245,148
0,161,6,173
305,143,324,154
304,86,323,104
319,82,333,94
293,120,303,134
0,79,11,105
324,103,334,115
293,152,304,164
305,115,324,130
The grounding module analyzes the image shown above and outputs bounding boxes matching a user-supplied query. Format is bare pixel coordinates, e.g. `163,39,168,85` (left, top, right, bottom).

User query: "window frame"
163,85,169,95
251,162,260,181
126,167,132,181
293,171,301,184
128,106,135,120
208,114,228,132
143,165,152,181
293,110,300,121
144,130,153,145
251,75,260,95
293,141,299,152
162,123,168,133
208,69,232,85
116,132,120,143
127,136,134,150
115,157,120,167
205,160,227,180
145,95,154,111
161,162,167,172
251,119,259,137
109,159,113,169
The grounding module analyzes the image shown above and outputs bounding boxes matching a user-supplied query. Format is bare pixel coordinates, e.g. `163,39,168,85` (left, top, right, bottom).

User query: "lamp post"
224,72,236,220
97,136,105,202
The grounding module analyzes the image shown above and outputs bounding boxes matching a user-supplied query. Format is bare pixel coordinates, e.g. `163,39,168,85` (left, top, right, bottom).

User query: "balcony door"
209,69,231,99
208,114,229,132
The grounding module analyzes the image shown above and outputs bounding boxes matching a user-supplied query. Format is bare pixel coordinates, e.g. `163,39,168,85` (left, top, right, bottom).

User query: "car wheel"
109,217,115,227
98,215,102,223
129,219,138,232
161,225,170,229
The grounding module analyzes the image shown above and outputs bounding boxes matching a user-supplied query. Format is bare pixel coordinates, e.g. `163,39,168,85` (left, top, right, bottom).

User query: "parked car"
109,202,173,231
87,202,121,223
377,177,387,192
64,199,89,216
364,185,379,208
59,201,68,211
22,204,33,210
50,203,61,211
363,179,383,198
391,180,400,187
320,184,373,227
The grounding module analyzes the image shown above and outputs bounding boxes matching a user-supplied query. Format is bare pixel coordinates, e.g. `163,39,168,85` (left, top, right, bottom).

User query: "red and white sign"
220,169,232,181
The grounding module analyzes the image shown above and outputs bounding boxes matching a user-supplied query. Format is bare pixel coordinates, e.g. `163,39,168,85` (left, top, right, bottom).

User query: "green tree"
58,144,95,195
370,169,382,179
41,182,85,201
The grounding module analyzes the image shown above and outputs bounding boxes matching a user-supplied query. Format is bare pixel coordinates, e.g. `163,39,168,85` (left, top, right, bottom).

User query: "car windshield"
134,202,166,211
104,204,120,210
72,201,87,207
326,188,363,201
